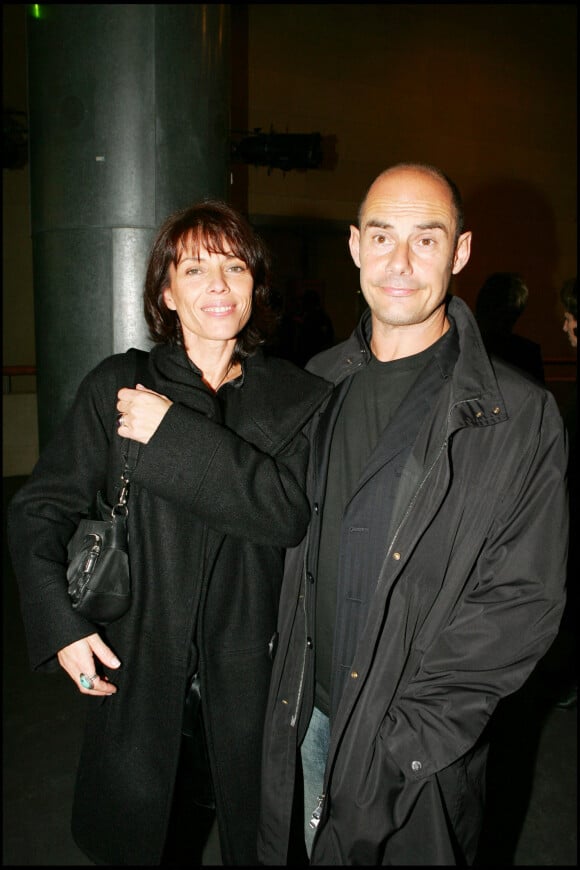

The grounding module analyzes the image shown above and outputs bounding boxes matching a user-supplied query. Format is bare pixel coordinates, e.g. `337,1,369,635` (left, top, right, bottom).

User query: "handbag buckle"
112,473,130,516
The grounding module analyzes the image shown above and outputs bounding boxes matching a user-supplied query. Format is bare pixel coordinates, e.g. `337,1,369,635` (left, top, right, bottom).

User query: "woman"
7,200,331,866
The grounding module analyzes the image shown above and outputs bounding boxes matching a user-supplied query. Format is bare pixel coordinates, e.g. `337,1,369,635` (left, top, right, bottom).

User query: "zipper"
81,534,102,574
385,438,448,560
290,557,310,727
384,390,476,559
309,793,325,829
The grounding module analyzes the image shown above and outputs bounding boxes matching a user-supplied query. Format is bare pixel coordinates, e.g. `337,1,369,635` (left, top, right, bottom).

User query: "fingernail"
111,657,121,667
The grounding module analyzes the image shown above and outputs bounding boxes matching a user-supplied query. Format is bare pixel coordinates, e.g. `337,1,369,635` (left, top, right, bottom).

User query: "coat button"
313,503,319,514
307,637,313,649
392,552,401,561
350,670,359,679
411,760,422,772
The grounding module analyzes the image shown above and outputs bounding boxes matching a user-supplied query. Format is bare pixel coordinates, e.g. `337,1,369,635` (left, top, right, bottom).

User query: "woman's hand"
57,633,121,695
116,384,173,444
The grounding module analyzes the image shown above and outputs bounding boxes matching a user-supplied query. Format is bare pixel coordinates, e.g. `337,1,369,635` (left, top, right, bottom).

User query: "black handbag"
66,437,141,625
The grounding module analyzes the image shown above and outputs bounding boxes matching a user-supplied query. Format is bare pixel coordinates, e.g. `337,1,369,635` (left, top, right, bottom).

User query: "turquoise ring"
79,673,98,690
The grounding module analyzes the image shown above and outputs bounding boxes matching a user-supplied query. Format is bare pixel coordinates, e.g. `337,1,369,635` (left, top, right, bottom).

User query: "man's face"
563,311,577,349
349,168,471,335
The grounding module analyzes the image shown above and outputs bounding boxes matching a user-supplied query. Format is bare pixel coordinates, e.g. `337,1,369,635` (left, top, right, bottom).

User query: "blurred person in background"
475,271,544,383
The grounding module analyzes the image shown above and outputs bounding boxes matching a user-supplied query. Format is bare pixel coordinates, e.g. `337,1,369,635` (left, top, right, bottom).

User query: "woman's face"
162,239,254,350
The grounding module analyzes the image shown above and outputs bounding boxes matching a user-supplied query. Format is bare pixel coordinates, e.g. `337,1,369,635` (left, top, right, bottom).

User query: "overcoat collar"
148,342,332,455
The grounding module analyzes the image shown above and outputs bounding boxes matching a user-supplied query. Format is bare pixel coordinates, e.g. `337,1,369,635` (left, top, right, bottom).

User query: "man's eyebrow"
363,220,393,231
363,219,448,234
415,221,448,233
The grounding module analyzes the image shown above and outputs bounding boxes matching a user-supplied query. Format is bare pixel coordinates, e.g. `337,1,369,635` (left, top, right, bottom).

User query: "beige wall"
241,4,577,357
3,3,577,474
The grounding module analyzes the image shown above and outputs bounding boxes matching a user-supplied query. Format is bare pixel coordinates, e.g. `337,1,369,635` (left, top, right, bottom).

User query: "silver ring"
117,414,124,429
79,673,98,690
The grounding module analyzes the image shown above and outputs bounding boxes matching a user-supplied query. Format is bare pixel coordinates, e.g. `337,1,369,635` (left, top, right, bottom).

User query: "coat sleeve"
132,401,312,547
384,393,569,781
6,357,130,671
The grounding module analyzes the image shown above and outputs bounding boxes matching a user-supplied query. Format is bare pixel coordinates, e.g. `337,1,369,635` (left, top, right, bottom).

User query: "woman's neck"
185,338,240,392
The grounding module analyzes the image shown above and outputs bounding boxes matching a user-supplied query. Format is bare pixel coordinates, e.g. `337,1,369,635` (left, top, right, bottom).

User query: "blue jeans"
300,707,330,858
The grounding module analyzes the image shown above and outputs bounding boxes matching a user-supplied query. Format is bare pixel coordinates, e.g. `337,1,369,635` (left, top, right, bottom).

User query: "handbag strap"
114,441,139,515
114,349,149,513
121,437,141,475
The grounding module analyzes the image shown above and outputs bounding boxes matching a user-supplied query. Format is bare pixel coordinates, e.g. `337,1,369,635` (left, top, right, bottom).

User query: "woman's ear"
162,286,176,310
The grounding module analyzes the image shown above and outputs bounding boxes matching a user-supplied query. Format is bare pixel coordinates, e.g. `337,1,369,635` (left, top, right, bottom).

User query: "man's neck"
370,312,450,362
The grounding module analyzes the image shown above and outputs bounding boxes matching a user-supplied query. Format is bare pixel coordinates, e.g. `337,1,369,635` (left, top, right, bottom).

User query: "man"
475,271,545,383
258,163,568,865
560,276,577,351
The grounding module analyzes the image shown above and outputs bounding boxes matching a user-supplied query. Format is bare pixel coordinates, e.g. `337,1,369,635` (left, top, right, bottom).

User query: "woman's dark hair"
144,199,277,361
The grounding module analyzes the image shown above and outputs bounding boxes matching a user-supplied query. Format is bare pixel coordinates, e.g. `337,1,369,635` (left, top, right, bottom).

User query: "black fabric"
314,338,450,714
325,329,459,719
160,676,217,865
181,674,215,809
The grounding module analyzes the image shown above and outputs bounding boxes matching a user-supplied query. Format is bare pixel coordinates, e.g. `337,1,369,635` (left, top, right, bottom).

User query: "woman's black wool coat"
7,342,332,866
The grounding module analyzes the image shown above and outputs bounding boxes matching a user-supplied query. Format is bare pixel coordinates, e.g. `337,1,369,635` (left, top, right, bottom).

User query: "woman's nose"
207,271,228,293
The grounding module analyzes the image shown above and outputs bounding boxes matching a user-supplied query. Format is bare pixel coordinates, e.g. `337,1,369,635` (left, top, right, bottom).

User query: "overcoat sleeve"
7,354,135,671
134,402,312,546
131,355,332,546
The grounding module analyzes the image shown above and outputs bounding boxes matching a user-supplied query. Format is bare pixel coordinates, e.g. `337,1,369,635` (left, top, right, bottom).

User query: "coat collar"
309,296,507,431
148,342,332,454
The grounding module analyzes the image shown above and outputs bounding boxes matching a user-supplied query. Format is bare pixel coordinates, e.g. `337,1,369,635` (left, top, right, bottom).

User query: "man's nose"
386,241,412,274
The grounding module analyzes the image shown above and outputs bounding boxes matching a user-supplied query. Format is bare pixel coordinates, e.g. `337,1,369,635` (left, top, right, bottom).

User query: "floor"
3,475,577,866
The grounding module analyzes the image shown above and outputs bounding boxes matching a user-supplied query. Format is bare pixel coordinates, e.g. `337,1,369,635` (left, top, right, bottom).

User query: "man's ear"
349,225,361,268
452,231,472,275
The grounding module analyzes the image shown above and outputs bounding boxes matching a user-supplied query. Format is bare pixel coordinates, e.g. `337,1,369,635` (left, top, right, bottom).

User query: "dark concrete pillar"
26,4,231,447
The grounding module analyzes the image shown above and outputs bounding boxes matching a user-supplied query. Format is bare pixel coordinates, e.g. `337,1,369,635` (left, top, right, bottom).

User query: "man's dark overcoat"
257,296,568,865
8,343,331,865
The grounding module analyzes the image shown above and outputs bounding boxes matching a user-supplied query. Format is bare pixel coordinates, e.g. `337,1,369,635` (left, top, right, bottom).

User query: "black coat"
257,297,568,865
7,343,332,866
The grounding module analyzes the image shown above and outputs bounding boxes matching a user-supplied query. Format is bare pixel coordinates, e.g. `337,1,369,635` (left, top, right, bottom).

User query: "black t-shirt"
314,328,457,714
